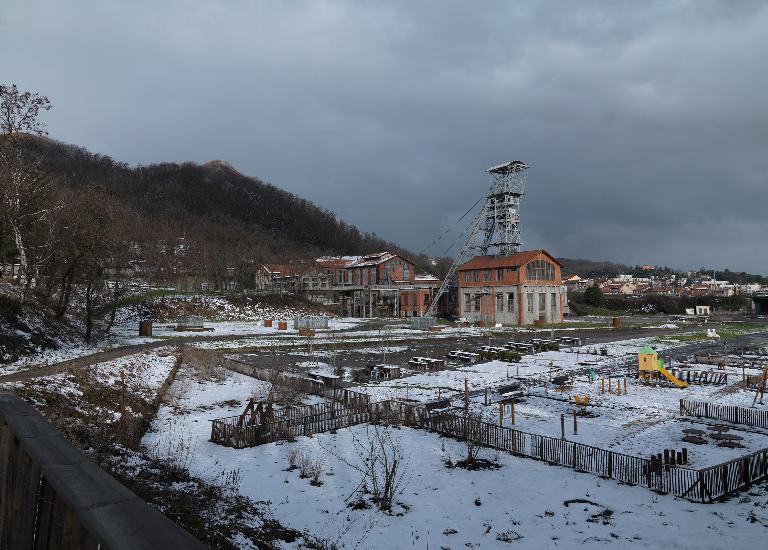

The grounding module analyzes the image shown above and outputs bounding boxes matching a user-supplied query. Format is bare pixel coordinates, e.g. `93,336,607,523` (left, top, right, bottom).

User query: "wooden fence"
211,397,768,501
695,448,768,501
211,400,372,448
668,368,728,386
680,399,768,429
364,401,707,500
222,357,370,408
0,394,205,549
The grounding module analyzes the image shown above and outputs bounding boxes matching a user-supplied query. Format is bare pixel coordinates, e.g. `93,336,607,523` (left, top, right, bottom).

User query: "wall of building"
399,288,433,317
458,284,566,324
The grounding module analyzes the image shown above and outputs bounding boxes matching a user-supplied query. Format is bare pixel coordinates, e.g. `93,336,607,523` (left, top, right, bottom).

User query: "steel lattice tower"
425,160,529,317
481,161,528,256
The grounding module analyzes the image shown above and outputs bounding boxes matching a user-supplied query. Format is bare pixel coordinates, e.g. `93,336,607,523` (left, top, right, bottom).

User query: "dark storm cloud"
2,0,767,272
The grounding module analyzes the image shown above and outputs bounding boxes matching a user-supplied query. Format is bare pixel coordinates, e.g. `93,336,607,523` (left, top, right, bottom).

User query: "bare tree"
0,84,54,300
333,425,410,512
0,84,51,135
457,409,487,468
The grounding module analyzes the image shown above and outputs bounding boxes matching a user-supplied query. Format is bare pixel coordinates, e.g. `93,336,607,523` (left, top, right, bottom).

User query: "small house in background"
686,305,711,316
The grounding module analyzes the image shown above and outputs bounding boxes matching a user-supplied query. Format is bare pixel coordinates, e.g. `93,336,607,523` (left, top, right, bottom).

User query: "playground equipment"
637,347,688,388
573,395,590,406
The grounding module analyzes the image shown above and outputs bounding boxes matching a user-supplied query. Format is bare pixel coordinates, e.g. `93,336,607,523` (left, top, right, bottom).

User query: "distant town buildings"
573,272,767,300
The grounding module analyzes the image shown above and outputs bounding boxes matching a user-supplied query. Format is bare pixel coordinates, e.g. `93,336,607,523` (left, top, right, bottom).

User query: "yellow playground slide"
658,365,688,388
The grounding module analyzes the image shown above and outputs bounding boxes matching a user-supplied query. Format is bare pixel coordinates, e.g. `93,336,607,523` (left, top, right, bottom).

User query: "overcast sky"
2,1,767,273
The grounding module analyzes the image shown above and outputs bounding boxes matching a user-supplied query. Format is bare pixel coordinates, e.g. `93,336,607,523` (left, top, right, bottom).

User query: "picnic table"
479,346,508,354
447,351,479,362
707,425,731,433
717,440,745,448
682,435,707,444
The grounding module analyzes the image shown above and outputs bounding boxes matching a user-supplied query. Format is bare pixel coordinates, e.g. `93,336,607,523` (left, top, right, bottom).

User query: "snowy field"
351,337,673,402
145,363,768,549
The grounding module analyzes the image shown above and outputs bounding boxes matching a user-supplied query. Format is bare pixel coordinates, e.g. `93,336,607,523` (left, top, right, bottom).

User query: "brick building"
262,252,444,317
399,274,441,317
457,250,567,325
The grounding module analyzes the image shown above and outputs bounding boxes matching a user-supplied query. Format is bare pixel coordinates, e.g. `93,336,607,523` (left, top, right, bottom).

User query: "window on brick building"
496,293,504,312
507,292,516,313
525,260,556,281
527,293,534,313
484,270,491,282
464,293,472,312
497,268,504,282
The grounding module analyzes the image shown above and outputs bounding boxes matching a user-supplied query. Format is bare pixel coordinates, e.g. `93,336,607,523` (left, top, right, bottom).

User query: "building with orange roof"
457,249,567,325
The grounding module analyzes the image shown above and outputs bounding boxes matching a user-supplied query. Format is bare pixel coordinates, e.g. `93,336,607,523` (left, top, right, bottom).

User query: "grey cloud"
1,0,766,272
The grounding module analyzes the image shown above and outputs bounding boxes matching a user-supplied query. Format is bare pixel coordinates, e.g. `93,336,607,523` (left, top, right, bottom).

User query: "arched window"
525,259,556,281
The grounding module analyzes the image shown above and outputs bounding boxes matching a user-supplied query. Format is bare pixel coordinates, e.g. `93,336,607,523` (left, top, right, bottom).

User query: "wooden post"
601,378,605,394
120,369,126,432
560,413,565,440
464,378,469,411
608,378,613,393
499,402,503,426
679,398,684,416
484,388,488,406
617,381,621,396
623,378,627,394
663,449,670,464
573,410,577,435
511,400,516,425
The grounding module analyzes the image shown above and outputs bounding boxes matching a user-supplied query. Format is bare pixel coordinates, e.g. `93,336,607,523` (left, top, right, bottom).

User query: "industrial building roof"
457,249,562,271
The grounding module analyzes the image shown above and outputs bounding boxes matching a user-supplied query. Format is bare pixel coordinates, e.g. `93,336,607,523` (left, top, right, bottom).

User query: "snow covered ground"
1,349,178,413
145,364,768,549
351,337,673,402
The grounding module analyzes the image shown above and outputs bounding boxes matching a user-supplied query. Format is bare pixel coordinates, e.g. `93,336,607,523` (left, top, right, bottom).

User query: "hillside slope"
33,137,410,263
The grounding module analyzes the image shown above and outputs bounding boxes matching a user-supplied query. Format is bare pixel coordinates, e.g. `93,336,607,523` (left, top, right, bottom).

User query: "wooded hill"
29,137,414,264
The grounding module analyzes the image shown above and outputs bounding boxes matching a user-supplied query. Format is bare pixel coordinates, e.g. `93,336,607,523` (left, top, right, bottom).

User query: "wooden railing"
680,399,768,429
0,393,206,549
